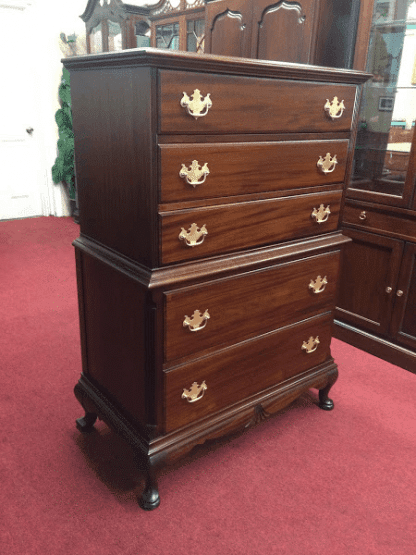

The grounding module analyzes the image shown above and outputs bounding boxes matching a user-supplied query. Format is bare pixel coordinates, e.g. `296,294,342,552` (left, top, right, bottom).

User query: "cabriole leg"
76,411,98,433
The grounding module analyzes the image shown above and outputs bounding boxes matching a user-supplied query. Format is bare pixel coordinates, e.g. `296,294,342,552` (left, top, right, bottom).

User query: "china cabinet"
334,0,416,373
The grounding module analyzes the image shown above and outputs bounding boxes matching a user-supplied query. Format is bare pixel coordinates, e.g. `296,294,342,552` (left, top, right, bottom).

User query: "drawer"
159,70,357,134
160,140,349,203
343,203,416,241
160,191,342,264
165,251,340,363
164,313,333,432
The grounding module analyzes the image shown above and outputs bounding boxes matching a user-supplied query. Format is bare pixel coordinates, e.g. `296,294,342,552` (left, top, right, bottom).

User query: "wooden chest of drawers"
65,49,369,510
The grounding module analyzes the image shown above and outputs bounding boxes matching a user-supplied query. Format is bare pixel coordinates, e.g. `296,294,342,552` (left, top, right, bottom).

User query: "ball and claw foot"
138,474,161,511
76,412,98,433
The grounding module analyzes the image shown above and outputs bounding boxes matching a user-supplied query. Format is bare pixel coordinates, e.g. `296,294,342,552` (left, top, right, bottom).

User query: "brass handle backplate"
178,223,208,247
180,89,212,119
324,97,345,120
183,309,210,332
179,160,210,187
309,276,328,294
182,381,207,403
317,153,338,174
311,204,331,224
302,336,320,354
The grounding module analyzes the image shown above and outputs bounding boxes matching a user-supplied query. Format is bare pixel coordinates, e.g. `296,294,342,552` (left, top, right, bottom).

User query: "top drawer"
159,70,357,135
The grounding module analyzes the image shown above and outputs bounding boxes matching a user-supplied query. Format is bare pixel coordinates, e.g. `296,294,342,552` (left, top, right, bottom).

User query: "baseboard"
333,320,416,375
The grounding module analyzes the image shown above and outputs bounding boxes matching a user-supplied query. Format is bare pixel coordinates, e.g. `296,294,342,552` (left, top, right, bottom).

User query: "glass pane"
90,23,103,54
351,0,416,198
108,21,122,52
156,23,179,50
186,19,205,53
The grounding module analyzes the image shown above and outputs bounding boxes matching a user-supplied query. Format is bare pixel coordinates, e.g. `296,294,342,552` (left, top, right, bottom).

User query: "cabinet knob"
324,97,345,120
311,204,331,224
179,160,210,187
182,381,207,403
385,286,392,294
178,223,208,247
396,290,404,297
317,153,338,174
183,309,210,332
180,89,212,119
359,211,367,221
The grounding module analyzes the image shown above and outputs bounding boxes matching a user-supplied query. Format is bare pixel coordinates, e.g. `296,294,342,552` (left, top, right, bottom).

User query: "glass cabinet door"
349,0,416,207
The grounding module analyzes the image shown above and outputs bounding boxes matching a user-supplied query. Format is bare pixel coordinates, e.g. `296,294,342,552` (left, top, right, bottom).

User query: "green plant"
52,67,75,200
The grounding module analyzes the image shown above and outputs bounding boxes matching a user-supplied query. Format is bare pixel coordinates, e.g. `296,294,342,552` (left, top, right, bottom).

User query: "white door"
0,1,49,220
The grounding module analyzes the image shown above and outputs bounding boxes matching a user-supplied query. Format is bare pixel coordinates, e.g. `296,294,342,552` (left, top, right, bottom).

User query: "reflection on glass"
156,23,180,50
90,23,103,53
187,19,205,53
352,0,416,198
108,21,122,52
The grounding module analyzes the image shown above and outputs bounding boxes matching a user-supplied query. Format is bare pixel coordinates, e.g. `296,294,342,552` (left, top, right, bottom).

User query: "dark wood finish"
336,228,403,336
159,69,357,135
160,140,349,202
160,191,342,264
390,243,416,351
65,49,368,509
165,313,333,432
164,251,340,363
205,0,252,58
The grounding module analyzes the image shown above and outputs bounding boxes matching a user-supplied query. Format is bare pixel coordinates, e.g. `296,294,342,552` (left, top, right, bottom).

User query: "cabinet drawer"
343,203,416,241
159,70,356,134
160,191,342,264
160,140,349,203
164,313,333,432
165,251,340,363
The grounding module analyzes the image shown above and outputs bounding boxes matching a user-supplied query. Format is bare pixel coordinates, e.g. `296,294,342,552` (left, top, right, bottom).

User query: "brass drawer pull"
324,97,345,120
183,309,210,332
311,204,331,224
180,89,212,119
386,286,392,294
359,211,367,221
317,153,338,174
179,160,210,187
179,223,208,247
309,275,328,294
397,290,404,297
302,336,320,354
182,381,207,403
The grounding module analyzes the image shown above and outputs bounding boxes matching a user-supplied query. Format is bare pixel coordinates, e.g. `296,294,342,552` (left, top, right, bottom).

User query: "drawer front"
159,70,357,134
164,313,333,432
160,140,349,203
160,191,342,264
165,251,340,363
343,203,416,241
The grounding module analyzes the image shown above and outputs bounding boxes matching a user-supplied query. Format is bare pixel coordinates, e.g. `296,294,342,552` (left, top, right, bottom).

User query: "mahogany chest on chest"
64,49,369,509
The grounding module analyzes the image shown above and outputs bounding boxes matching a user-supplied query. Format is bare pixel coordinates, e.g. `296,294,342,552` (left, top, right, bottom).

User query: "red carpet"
1,216,415,555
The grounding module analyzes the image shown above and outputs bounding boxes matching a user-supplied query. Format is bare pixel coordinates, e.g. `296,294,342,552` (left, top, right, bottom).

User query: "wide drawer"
164,313,333,432
164,251,340,363
159,70,357,134
160,191,342,264
160,140,349,203
343,202,416,241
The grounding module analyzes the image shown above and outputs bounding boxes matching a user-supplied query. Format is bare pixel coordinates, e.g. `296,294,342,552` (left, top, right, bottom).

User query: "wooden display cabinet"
334,0,416,373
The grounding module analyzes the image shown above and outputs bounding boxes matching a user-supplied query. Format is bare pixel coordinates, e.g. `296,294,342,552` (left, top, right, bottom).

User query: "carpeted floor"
1,216,415,555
